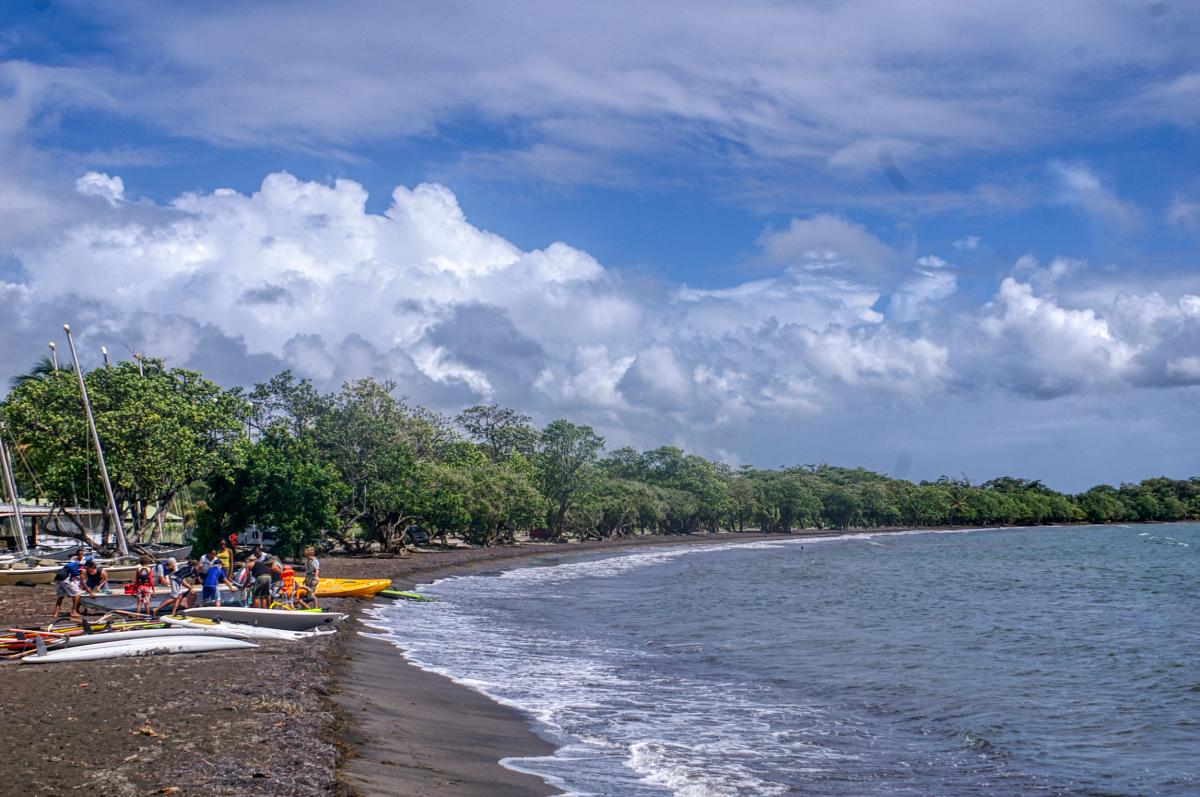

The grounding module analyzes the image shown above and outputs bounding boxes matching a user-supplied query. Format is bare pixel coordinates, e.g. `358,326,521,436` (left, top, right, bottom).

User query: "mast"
0,426,29,556
63,324,129,558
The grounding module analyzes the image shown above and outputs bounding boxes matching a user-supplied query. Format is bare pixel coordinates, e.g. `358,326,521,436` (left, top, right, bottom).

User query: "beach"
0,532,780,796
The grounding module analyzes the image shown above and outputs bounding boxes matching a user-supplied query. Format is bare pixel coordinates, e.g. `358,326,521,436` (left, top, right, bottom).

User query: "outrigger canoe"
183,606,347,631
309,578,391,598
20,635,257,664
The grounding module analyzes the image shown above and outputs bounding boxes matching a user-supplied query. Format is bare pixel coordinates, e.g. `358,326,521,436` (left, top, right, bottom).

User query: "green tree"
537,419,605,538
2,359,246,544
199,429,344,557
456,404,539,463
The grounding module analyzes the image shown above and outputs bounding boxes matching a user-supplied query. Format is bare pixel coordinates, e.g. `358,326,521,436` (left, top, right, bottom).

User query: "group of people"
52,538,322,619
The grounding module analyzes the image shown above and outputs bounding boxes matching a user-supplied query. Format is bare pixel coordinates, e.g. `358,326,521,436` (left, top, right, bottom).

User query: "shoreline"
322,526,983,796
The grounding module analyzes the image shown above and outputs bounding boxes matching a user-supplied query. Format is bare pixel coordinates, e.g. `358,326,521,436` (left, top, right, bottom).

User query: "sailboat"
0,325,143,583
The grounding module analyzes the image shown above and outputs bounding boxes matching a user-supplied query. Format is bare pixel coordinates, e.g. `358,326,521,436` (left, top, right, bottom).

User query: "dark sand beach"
0,530,872,795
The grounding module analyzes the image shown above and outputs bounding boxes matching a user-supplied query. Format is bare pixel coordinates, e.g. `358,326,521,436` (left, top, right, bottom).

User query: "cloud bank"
3,172,1199,471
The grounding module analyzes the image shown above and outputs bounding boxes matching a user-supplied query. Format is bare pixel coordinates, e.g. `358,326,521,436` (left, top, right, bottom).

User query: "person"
229,531,238,552
300,547,321,609
52,559,84,619
268,556,283,605
198,549,217,576
201,557,235,606
153,558,190,616
215,539,233,574
179,558,202,608
132,556,155,615
83,560,109,595
230,558,252,606
250,554,273,609
277,563,298,608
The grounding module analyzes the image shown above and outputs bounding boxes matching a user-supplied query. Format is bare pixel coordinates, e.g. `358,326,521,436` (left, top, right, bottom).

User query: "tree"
2,359,246,543
199,429,344,557
456,404,539,463
248,370,330,437
537,420,605,538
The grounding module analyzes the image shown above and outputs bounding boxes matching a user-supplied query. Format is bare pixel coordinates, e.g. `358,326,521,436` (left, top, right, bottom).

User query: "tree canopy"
3,358,1196,553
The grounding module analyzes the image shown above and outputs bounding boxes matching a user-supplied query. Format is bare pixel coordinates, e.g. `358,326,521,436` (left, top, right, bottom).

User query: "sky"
1,0,1198,491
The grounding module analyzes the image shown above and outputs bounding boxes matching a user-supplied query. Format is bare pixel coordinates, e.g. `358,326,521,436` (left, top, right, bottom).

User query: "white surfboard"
21,635,256,663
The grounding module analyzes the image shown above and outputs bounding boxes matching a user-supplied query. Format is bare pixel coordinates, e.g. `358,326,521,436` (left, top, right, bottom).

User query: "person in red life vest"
132,556,155,615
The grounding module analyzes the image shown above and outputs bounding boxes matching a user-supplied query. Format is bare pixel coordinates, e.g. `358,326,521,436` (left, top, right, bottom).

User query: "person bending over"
83,560,108,596
201,559,235,607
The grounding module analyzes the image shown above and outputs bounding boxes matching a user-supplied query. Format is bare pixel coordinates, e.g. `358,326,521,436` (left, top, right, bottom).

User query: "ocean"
365,524,1199,796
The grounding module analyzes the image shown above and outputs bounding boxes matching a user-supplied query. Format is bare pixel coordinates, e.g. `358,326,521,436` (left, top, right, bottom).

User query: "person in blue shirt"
51,550,87,618
201,560,236,606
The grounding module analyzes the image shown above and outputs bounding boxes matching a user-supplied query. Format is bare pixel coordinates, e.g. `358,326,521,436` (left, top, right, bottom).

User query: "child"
132,556,155,615
201,558,236,606
301,547,321,609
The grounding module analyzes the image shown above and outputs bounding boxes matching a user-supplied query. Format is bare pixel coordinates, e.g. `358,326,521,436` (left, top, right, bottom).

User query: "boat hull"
311,578,392,598
20,635,257,663
183,606,347,631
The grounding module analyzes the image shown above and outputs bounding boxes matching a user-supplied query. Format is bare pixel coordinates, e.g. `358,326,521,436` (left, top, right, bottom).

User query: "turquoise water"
369,525,1199,796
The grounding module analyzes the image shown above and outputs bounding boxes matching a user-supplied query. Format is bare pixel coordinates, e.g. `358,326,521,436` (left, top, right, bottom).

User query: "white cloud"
756,215,894,278
953,236,981,251
1049,161,1143,230
75,171,125,204
5,172,1200,466
19,1,1197,190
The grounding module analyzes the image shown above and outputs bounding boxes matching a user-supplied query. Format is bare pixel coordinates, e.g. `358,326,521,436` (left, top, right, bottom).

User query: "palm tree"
8,355,68,390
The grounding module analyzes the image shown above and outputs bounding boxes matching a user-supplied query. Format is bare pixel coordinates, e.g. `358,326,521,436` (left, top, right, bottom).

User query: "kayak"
183,606,347,631
20,635,257,664
377,588,435,602
161,615,332,641
310,578,391,598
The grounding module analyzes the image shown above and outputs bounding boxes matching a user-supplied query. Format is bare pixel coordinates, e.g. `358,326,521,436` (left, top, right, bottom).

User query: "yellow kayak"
310,578,392,598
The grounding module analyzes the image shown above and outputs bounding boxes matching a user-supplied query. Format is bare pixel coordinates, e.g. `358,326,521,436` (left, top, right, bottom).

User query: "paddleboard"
20,635,256,664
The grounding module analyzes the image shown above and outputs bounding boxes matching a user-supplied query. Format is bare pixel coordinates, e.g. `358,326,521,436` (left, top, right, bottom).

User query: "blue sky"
1,1,1199,490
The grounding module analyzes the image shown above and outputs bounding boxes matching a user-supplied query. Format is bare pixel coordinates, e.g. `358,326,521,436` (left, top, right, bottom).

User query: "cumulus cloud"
4,171,1200,464
756,215,895,278
74,171,125,205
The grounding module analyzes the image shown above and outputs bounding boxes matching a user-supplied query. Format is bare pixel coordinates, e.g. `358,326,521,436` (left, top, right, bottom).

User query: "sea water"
365,524,1199,796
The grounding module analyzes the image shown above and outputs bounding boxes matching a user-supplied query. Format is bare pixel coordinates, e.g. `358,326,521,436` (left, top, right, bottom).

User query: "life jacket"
134,566,153,591
280,566,296,595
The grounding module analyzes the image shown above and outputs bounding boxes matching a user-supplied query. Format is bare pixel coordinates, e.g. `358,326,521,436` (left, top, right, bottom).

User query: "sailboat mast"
63,324,130,558
0,426,29,556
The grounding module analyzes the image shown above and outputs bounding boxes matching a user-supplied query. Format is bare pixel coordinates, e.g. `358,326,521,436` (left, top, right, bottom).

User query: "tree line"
3,362,1197,555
